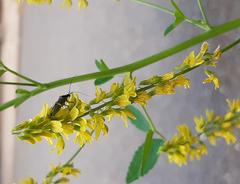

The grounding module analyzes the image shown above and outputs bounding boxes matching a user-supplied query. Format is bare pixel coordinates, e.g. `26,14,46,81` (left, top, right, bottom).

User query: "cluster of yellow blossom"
13,42,222,156
12,74,138,154
21,163,80,184
175,42,222,89
17,0,88,9
160,98,240,167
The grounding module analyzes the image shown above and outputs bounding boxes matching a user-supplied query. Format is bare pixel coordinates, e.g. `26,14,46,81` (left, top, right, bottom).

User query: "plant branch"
0,18,240,111
132,0,210,31
2,63,43,86
197,0,210,26
142,105,166,140
0,81,37,86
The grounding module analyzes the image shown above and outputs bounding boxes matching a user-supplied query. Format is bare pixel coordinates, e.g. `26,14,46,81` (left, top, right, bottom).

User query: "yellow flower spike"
21,177,37,184
51,121,63,133
115,94,131,107
78,0,88,9
134,91,151,106
202,70,221,90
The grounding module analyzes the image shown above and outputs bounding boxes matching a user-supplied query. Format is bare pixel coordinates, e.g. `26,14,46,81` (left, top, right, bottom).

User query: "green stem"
64,145,85,166
222,37,240,53
0,81,36,86
142,106,166,140
132,0,174,15
0,18,240,111
197,0,210,26
2,64,43,86
132,0,210,31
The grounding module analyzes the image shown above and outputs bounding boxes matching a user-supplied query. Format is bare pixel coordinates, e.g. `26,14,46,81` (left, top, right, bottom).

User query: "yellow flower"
123,73,137,98
25,0,52,5
134,91,151,106
78,0,88,9
202,70,221,89
196,42,208,60
92,115,108,140
51,121,63,133
61,0,72,7
213,45,221,61
215,130,236,144
161,72,174,81
227,99,240,112
54,135,65,155
155,83,175,95
62,123,74,138
94,87,107,104
74,131,93,146
110,82,120,94
194,116,205,133
115,94,131,107
21,177,37,184
173,75,190,88
62,166,80,177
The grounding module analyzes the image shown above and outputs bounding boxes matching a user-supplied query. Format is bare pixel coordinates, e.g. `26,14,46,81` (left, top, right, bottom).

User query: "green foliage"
126,138,164,183
164,0,185,36
126,105,151,132
94,59,114,85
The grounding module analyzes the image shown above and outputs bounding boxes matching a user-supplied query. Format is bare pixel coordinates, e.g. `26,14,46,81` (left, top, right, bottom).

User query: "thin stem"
142,105,166,140
197,0,210,26
3,64,43,86
0,81,36,86
0,18,240,111
222,37,240,53
64,145,85,166
132,0,174,15
132,0,210,31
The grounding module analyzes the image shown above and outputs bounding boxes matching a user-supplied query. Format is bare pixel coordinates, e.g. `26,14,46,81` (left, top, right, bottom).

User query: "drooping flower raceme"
160,98,240,166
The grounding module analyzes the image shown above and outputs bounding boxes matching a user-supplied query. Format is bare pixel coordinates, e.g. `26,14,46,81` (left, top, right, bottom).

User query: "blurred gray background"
13,0,240,183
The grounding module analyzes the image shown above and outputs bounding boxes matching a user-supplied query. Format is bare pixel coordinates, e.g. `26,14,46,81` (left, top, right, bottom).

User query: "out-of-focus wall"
13,0,240,184
0,1,20,184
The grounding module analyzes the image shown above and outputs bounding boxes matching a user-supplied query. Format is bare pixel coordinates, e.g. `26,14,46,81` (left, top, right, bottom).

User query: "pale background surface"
13,0,240,183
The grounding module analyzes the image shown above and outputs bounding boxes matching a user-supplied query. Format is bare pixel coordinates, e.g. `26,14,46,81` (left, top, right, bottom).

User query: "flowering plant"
0,0,240,183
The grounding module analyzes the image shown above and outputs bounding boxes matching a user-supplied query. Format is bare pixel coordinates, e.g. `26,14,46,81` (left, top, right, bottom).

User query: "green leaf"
126,105,151,132
141,130,154,175
14,94,31,107
16,88,31,95
164,0,185,36
94,59,114,85
0,61,7,77
126,139,164,184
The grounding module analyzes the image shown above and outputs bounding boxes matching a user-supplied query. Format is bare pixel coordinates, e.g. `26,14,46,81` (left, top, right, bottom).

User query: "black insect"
50,84,72,117
50,93,71,117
